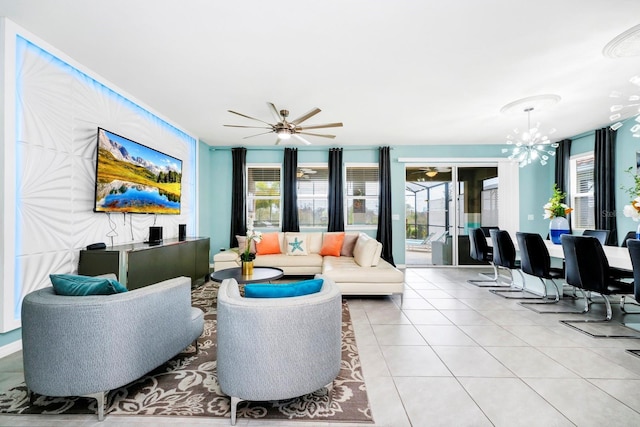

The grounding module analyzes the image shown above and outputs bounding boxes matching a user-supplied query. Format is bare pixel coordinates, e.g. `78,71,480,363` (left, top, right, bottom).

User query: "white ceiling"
2,0,640,147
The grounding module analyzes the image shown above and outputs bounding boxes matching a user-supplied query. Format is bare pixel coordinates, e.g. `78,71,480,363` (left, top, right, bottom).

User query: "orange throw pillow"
256,232,281,255
320,232,345,257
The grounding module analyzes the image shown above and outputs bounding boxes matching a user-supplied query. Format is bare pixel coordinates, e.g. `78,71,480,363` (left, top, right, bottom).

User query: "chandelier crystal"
502,107,558,167
609,75,640,137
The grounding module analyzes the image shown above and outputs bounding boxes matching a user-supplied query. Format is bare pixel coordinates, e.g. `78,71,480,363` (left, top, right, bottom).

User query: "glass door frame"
402,158,516,267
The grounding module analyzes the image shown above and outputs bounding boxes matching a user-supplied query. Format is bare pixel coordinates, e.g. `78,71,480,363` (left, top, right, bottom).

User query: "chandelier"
502,107,558,167
609,75,640,137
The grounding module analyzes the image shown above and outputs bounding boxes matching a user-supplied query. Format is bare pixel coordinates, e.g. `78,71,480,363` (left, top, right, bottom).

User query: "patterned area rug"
0,281,373,423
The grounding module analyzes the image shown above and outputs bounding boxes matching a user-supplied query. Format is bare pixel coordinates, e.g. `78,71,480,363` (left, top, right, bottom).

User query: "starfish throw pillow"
285,233,308,256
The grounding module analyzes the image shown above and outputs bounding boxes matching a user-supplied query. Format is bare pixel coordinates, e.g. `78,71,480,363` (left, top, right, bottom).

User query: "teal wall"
517,162,554,237
198,118,640,264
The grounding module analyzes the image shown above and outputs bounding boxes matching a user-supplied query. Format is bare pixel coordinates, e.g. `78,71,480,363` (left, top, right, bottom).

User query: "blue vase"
549,216,570,244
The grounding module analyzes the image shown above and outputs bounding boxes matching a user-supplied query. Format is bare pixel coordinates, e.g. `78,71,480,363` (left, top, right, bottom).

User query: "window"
247,166,281,229
570,153,595,230
346,165,379,227
297,166,328,227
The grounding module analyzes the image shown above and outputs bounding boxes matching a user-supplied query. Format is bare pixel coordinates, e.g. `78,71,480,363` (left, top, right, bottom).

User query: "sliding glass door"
456,166,499,265
405,164,498,266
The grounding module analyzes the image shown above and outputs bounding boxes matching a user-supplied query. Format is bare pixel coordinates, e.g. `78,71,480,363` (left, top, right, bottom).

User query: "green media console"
78,237,210,290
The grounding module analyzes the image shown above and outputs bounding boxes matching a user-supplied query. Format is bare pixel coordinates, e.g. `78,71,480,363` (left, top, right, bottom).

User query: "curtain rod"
208,146,394,152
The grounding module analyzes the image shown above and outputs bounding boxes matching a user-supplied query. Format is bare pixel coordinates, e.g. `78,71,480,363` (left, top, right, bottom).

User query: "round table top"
210,266,284,284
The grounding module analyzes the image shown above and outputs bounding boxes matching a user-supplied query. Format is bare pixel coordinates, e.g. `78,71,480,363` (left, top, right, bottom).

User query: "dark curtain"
376,146,395,266
554,138,572,232
229,147,247,247
282,147,300,232
327,148,344,232
594,128,618,246
554,139,572,196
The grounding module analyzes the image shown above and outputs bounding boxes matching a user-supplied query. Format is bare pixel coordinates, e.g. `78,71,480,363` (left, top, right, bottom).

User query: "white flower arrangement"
622,167,640,222
623,197,640,222
543,184,573,219
241,216,263,261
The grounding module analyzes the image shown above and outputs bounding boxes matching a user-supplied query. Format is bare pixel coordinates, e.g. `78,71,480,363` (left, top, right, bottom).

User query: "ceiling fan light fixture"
426,170,438,178
224,103,342,145
277,129,291,139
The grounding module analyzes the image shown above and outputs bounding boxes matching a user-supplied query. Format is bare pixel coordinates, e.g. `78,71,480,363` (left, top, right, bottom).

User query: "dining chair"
621,231,637,248
480,226,499,238
582,229,610,245
486,229,527,296
560,235,635,338
467,227,502,286
621,239,640,313
502,232,565,304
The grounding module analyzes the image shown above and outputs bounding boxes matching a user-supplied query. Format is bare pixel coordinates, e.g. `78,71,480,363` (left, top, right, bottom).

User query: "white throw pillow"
372,241,383,266
353,233,379,266
285,233,308,256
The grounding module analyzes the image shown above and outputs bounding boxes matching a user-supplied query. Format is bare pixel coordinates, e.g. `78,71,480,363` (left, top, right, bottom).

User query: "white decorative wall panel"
1,28,197,332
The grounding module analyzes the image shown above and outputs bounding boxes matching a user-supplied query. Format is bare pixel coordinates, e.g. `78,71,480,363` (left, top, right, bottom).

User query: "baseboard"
0,339,22,359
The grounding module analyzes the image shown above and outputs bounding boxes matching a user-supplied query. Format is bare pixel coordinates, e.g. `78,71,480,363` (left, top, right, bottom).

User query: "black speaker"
148,226,163,244
86,242,106,250
178,224,186,241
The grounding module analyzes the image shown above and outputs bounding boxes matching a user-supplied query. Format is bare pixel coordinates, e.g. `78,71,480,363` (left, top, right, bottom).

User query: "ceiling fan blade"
242,131,275,139
298,132,336,139
224,124,273,129
228,110,273,126
296,122,343,130
291,108,321,125
267,102,282,122
292,134,312,145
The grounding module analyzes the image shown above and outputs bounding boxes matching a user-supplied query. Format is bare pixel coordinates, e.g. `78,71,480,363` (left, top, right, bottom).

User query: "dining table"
487,235,633,270
543,238,632,270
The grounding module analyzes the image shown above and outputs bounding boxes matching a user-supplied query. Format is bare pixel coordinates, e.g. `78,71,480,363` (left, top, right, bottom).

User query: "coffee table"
210,267,284,284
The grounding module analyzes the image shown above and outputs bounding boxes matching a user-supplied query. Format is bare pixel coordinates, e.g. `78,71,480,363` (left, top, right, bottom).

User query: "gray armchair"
21,275,204,421
216,274,342,425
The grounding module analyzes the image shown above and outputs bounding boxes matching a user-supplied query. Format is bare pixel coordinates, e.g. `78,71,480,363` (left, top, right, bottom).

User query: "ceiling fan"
297,167,317,179
419,167,451,177
224,102,343,145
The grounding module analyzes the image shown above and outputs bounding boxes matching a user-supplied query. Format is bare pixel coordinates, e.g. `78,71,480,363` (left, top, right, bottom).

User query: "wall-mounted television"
93,128,182,214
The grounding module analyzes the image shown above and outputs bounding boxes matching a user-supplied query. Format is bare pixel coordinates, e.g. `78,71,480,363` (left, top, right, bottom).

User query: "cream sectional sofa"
213,231,404,299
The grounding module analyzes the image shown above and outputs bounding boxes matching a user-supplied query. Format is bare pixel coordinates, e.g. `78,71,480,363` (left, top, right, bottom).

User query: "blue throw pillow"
50,274,128,296
244,278,324,298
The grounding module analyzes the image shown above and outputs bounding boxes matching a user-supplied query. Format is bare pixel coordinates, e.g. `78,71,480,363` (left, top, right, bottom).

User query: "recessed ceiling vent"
603,24,640,58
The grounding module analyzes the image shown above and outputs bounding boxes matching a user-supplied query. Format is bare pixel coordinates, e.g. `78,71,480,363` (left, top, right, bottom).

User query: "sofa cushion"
285,233,308,256
322,256,404,283
341,233,359,257
320,232,345,257
254,253,323,269
50,274,128,296
256,232,281,255
244,278,324,298
353,233,382,267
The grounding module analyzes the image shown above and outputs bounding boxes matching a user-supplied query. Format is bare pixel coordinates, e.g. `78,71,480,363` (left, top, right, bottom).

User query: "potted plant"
544,184,573,244
241,217,262,275
622,167,640,239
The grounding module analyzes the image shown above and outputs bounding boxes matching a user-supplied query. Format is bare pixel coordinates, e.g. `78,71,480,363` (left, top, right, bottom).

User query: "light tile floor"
2,267,640,426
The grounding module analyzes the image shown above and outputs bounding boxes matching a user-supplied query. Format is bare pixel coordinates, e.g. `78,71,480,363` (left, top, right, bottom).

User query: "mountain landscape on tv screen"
95,129,182,214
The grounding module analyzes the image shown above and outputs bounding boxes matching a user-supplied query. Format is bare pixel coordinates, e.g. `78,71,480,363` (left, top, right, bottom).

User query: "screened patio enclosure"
405,165,499,266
